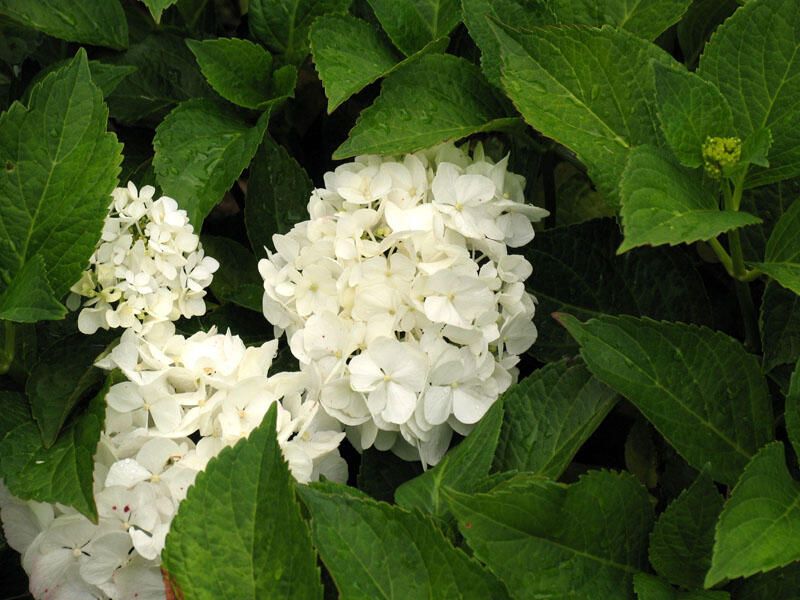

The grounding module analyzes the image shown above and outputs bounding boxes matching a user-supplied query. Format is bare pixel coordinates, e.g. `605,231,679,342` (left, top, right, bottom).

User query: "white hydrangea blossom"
259,142,547,466
68,182,220,335
1,323,347,600
1,181,347,600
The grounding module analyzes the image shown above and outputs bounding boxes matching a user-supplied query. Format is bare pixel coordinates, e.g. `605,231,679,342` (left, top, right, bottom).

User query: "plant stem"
707,238,734,277
725,171,760,351
734,279,759,352
0,320,15,374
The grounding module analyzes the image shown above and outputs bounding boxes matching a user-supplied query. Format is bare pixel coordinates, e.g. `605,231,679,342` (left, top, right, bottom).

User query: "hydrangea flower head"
259,141,548,466
68,182,219,335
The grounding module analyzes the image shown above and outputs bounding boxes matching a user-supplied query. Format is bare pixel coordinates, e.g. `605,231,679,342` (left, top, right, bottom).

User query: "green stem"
725,170,759,351
707,238,734,277
0,320,15,374
734,279,759,352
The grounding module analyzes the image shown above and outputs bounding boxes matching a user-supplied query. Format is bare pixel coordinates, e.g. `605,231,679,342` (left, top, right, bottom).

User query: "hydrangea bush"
1,0,800,599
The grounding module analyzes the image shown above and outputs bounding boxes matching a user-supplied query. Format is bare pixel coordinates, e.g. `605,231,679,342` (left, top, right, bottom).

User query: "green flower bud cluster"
702,136,742,179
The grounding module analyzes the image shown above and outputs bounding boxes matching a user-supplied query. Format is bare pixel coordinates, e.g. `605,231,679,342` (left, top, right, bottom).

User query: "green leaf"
524,218,715,362
0,0,128,49
0,48,123,298
245,135,314,256
22,59,137,103
334,53,514,158
297,482,510,599
618,145,761,253
750,198,800,295
0,16,42,65
310,15,400,112
633,573,729,600
394,399,503,519
697,0,800,188
27,332,113,448
0,255,66,322
493,22,679,206
187,37,290,110
199,235,263,312
653,62,735,168
706,442,800,586
0,390,29,439
648,470,724,589
549,0,693,41
557,314,773,485
142,0,178,23
0,375,111,522
760,282,800,372
366,0,460,56
446,470,654,599
785,360,800,461
740,177,799,262
493,358,617,478
108,32,215,123
248,0,351,65
153,98,271,229
310,14,449,113
162,404,323,600
730,562,800,600
461,0,557,89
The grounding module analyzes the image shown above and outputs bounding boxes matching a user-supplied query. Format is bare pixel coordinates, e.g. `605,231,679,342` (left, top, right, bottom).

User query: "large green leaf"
618,145,761,253
366,0,460,56
706,442,800,587
0,48,122,298
199,235,262,312
0,376,111,522
633,573,729,600
297,482,510,599
310,14,449,113
22,59,137,104
493,23,678,206
245,135,313,256
653,63,735,168
310,14,400,112
107,32,215,124
697,0,800,188
394,400,503,519
0,0,128,49
446,470,654,600
523,219,714,362
334,53,514,158
461,0,556,89
249,0,351,65
0,255,66,322
162,404,323,600
26,331,114,448
493,358,617,478
648,470,724,589
549,0,693,41
187,38,295,110
558,314,773,485
750,198,800,295
153,99,270,228
760,282,800,372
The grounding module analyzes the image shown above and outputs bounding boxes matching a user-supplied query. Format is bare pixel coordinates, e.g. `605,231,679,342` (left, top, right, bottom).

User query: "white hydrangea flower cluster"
68,182,220,335
1,183,347,600
259,142,547,466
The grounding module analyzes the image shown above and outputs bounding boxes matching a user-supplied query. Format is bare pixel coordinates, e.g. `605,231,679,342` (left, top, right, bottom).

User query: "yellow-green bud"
702,136,742,179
